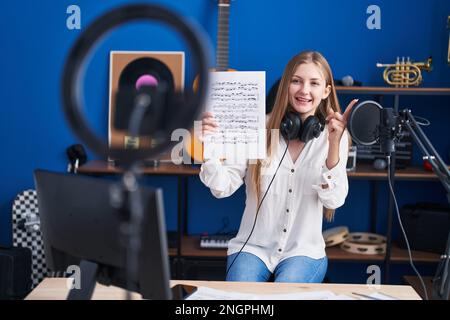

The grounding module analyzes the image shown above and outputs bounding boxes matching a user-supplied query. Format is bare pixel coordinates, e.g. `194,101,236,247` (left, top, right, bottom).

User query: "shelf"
347,163,446,180
389,246,440,263
336,86,450,95
79,161,445,181
179,236,440,263
78,160,199,176
328,244,440,263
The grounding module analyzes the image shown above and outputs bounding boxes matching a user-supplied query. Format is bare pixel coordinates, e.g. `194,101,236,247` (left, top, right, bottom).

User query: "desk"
26,278,421,300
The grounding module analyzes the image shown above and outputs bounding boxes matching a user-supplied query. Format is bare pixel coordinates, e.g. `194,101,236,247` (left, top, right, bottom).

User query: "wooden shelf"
179,236,440,263
79,161,445,181
347,163,445,180
78,160,199,176
336,86,450,95
389,246,440,263
328,244,440,263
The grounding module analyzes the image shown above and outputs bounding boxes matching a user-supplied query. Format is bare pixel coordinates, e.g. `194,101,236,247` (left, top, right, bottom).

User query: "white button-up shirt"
199,127,349,272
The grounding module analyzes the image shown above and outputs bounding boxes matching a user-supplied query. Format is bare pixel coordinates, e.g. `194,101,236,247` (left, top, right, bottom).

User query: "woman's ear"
322,84,331,100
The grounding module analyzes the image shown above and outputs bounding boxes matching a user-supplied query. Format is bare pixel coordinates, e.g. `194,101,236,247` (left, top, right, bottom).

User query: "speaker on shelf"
355,135,413,169
108,51,185,155
398,203,450,254
0,247,32,299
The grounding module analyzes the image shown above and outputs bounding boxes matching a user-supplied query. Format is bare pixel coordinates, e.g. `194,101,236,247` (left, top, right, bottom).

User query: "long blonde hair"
251,51,341,221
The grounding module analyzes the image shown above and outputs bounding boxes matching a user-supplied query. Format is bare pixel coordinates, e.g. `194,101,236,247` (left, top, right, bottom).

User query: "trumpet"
376,56,433,87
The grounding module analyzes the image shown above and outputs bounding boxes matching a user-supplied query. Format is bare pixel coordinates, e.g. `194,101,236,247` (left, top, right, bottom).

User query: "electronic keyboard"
199,234,234,249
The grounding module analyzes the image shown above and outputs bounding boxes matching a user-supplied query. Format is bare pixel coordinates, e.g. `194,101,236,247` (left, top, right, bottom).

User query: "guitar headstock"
218,0,231,5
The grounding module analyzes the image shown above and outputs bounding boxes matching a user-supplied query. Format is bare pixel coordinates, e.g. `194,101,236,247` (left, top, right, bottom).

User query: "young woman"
199,51,357,283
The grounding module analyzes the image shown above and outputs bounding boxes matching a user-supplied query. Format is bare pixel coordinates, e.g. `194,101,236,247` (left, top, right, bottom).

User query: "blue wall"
1,0,449,283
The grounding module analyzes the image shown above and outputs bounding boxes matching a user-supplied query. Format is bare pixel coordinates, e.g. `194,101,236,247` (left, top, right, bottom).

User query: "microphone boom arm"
398,109,450,300
400,109,450,201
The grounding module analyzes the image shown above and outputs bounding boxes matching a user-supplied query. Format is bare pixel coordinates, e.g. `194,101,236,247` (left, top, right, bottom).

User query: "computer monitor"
33,169,172,299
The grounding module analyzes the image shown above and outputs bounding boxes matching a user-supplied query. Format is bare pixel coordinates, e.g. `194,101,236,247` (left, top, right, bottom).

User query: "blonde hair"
251,51,342,221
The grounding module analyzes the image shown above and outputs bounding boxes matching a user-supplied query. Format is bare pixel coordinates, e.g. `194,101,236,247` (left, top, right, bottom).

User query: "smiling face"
288,62,331,121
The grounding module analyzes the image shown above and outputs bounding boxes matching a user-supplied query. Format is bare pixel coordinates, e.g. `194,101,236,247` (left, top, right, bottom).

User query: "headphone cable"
225,140,290,278
387,155,428,300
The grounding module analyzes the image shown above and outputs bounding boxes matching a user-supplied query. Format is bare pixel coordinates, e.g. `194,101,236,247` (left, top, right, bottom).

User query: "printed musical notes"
204,71,266,161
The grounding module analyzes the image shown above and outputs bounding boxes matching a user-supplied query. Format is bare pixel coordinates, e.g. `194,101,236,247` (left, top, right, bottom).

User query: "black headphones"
66,144,87,173
280,111,325,142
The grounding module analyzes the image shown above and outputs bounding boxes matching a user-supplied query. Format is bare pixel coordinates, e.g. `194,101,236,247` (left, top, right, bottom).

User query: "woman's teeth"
296,97,312,103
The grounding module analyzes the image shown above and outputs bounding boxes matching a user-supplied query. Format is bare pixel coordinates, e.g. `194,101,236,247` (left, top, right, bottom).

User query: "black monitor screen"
34,170,172,299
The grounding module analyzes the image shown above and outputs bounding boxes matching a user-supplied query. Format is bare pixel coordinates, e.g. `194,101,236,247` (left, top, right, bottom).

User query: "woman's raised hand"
326,99,358,145
198,112,219,142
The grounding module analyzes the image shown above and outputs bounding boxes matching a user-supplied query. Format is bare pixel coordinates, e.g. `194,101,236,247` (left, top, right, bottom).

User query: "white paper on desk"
186,287,355,300
186,287,254,300
203,71,266,162
369,292,398,300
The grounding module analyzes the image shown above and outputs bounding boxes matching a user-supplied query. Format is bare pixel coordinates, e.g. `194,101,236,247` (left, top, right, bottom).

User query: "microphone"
378,108,398,155
114,78,168,136
347,100,382,145
347,100,401,155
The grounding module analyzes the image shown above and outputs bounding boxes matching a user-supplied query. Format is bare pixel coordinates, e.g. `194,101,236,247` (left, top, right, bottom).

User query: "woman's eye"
311,82,319,86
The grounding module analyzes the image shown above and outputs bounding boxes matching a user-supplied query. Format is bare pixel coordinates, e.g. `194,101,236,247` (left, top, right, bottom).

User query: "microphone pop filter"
347,100,382,145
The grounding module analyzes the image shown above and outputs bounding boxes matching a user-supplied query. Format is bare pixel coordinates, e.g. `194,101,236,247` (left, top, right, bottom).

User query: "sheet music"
203,71,266,161
186,287,355,300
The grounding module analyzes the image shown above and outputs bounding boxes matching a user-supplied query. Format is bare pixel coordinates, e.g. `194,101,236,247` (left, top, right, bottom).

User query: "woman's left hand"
326,99,359,146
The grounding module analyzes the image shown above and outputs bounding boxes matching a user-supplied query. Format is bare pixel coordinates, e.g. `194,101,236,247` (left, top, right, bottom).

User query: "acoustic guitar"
185,0,236,163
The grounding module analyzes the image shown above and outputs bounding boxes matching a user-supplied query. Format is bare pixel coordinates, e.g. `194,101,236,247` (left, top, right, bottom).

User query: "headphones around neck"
280,111,325,142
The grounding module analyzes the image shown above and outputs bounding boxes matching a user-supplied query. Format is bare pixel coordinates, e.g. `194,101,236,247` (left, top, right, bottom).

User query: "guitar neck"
216,1,230,71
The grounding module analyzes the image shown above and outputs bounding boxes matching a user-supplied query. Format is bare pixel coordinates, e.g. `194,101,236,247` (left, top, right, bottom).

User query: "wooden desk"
78,160,199,176
26,278,421,300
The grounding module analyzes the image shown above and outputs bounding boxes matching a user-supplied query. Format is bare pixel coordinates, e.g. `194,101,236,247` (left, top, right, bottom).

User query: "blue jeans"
226,252,327,283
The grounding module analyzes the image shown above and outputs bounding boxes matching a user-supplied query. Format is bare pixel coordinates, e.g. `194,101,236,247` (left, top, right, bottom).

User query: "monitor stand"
65,259,197,300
